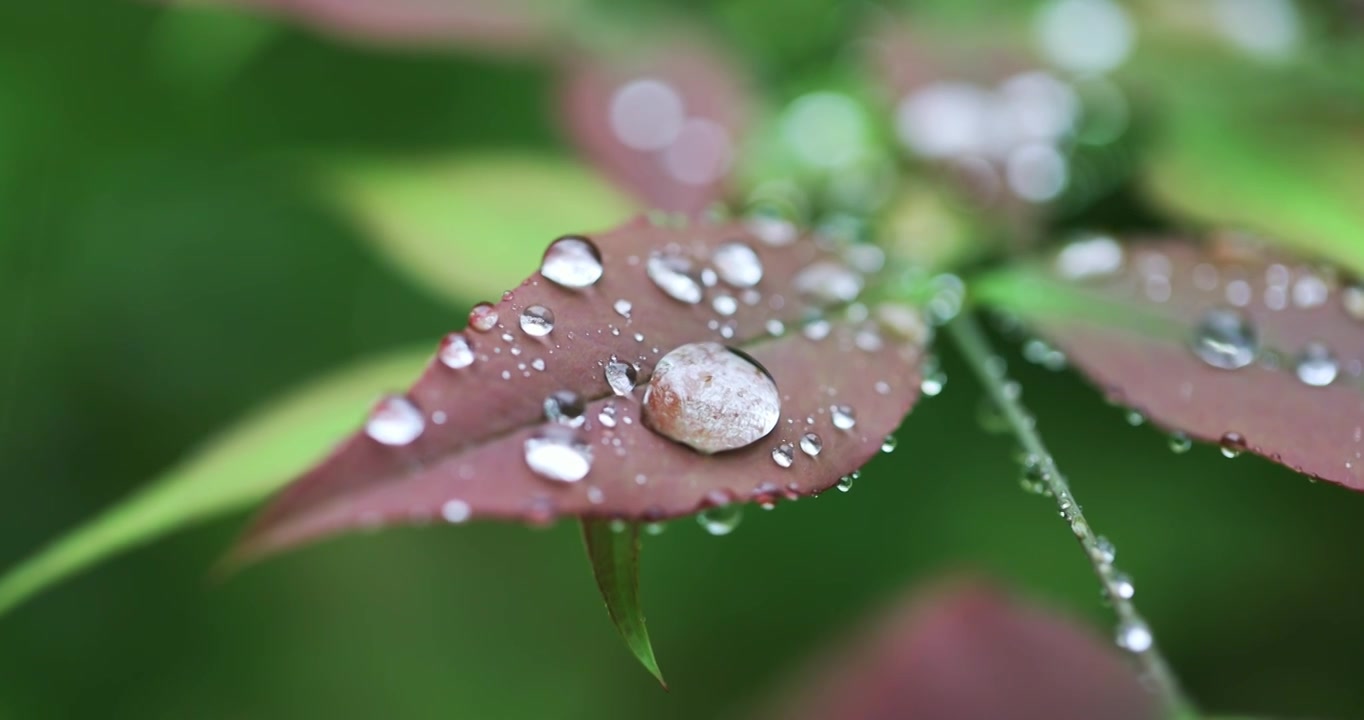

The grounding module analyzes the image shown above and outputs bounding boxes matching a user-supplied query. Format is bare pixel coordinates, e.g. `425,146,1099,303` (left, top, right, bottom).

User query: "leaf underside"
976,236,1364,491
233,216,925,566
581,519,665,687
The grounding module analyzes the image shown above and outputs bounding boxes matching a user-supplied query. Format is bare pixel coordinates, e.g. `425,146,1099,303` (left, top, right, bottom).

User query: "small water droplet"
541,236,603,289
644,522,666,536
712,241,764,287
1192,308,1257,370
440,499,472,524
1124,409,1145,427
1168,432,1192,454
794,261,863,304
613,299,633,318
523,427,592,483
634,332,645,342
1342,285,1364,320
799,432,823,456
880,435,898,453
1220,431,1247,458
605,360,638,396
855,328,884,352
647,250,704,304
544,390,586,427
831,404,857,430
836,470,859,492
1022,338,1067,370
712,294,738,316
1295,342,1338,387
1019,456,1050,495
365,395,425,446
1116,620,1153,653
765,319,785,336
597,403,618,428
701,268,718,287
439,333,475,369
698,504,743,535
1094,536,1116,564
802,319,831,341
468,303,499,332
531,358,546,372
1110,572,1135,599
771,442,796,468
921,369,947,397
519,305,555,337
1055,234,1123,280
642,342,781,453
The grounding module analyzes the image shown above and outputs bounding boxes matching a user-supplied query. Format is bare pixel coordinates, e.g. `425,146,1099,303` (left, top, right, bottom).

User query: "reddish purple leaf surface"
558,38,752,213
759,579,1155,720
977,234,1364,490
233,216,925,563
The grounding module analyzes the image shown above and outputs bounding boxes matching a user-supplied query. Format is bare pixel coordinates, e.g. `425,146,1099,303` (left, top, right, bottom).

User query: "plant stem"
947,312,1193,717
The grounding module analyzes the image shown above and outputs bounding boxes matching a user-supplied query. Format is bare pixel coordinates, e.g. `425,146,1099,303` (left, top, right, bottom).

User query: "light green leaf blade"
318,153,633,306
0,346,432,619
581,519,666,688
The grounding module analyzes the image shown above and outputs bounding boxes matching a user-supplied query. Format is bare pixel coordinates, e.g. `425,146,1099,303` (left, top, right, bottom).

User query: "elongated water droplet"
771,442,796,468
604,360,638,396
1192,308,1257,370
439,333,475,369
799,432,823,456
1168,432,1192,454
712,241,764,287
1055,234,1123,280
544,390,586,427
647,250,704,304
712,294,738,316
1116,620,1153,653
597,403,618,428
1220,431,1247,458
365,395,425,446
468,303,499,332
831,404,857,430
642,342,780,453
541,236,603,289
523,427,592,483
698,504,743,535
519,305,555,337
794,261,863,304
1295,342,1338,387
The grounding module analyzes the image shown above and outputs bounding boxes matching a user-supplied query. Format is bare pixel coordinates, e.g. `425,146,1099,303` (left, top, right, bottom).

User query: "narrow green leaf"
581,519,666,688
317,153,633,306
0,346,431,619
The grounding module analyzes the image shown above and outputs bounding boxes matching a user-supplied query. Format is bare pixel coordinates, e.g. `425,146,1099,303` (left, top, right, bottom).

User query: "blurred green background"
3,0,1364,718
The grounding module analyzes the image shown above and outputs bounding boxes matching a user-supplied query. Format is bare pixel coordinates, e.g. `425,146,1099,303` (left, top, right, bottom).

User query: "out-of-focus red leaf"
975,234,1364,490
171,0,571,52
232,216,925,564
558,38,753,213
759,578,1155,720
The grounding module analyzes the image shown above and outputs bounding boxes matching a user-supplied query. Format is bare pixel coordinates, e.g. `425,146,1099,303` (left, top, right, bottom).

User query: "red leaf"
759,578,1156,720
557,38,752,213
976,234,1364,490
232,216,925,564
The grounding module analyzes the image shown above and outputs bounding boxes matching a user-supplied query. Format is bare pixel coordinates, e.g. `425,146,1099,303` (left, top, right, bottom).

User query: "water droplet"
531,358,546,372
712,294,738,316
1094,536,1116,564
605,360,638,396
1116,620,1153,653
1022,338,1067,370
1342,285,1364,320
837,471,859,492
541,236,603,289
523,427,592,483
921,369,947,397
698,504,743,535
880,435,898,453
365,395,425,446
1055,234,1123,280
712,241,764,288
1220,432,1246,458
799,432,823,456
1124,409,1145,427
1292,273,1329,308
1191,308,1258,370
765,319,785,336
647,250,704,304
440,499,472,524
794,261,863,304
854,328,884,352
771,442,796,468
544,390,586,427
642,342,781,453
468,303,499,332
439,333,475,369
597,403,618,428
831,404,857,430
1019,457,1050,495
1295,342,1338,387
1168,432,1192,454
802,319,831,341
519,305,555,337
613,299,633,319
644,522,666,536
1110,572,1135,599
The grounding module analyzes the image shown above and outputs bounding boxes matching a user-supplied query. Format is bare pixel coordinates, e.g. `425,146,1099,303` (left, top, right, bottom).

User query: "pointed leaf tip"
582,519,666,688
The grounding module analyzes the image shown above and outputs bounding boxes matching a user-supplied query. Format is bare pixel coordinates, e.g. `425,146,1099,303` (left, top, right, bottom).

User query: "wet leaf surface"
758,578,1155,720
234,216,926,564
976,235,1364,490
581,519,664,687
558,38,752,213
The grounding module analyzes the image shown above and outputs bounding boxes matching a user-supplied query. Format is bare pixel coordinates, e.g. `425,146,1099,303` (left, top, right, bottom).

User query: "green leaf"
581,519,666,688
317,153,633,306
0,346,432,619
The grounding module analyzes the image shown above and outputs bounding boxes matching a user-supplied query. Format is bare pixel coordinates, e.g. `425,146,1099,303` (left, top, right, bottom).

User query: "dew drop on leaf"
1109,572,1135,600
1094,536,1116,564
439,332,476,369
698,504,743,535
519,305,556,337
881,435,898,453
794,261,864,304
1055,234,1124,280
641,342,780,454
765,318,785,336
831,404,857,430
799,432,823,457
468,303,499,332
1219,431,1247,459
836,471,858,492
523,427,593,483
1342,285,1364,320
440,499,472,524
802,319,831,341
771,442,796,468
540,235,603,289
364,394,426,447
1191,308,1257,370
711,241,764,287
646,250,704,304
1295,342,1339,387
613,298,633,318
1168,432,1193,454
604,360,639,396
597,403,618,428
544,390,587,427
1116,620,1153,653
712,294,738,316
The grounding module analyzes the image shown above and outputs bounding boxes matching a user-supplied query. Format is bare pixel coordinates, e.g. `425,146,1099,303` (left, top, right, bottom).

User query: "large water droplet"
771,442,796,468
1191,308,1257,370
831,404,857,430
799,432,823,456
541,236,603,289
698,504,743,535
523,427,592,483
794,261,863,304
1295,342,1338,387
439,333,475,369
519,305,555,337
544,390,586,427
712,241,764,287
365,395,425,446
642,342,781,453
605,360,638,396
468,303,499,332
647,250,704,304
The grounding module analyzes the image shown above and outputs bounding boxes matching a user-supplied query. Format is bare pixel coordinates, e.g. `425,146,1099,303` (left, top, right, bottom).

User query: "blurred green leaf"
581,519,665,688
0,346,432,619
318,153,633,306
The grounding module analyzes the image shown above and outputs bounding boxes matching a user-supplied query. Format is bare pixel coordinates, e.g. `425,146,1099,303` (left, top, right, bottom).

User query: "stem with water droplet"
947,312,1193,717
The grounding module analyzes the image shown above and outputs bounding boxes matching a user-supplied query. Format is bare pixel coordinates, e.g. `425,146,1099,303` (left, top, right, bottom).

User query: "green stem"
947,312,1193,718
